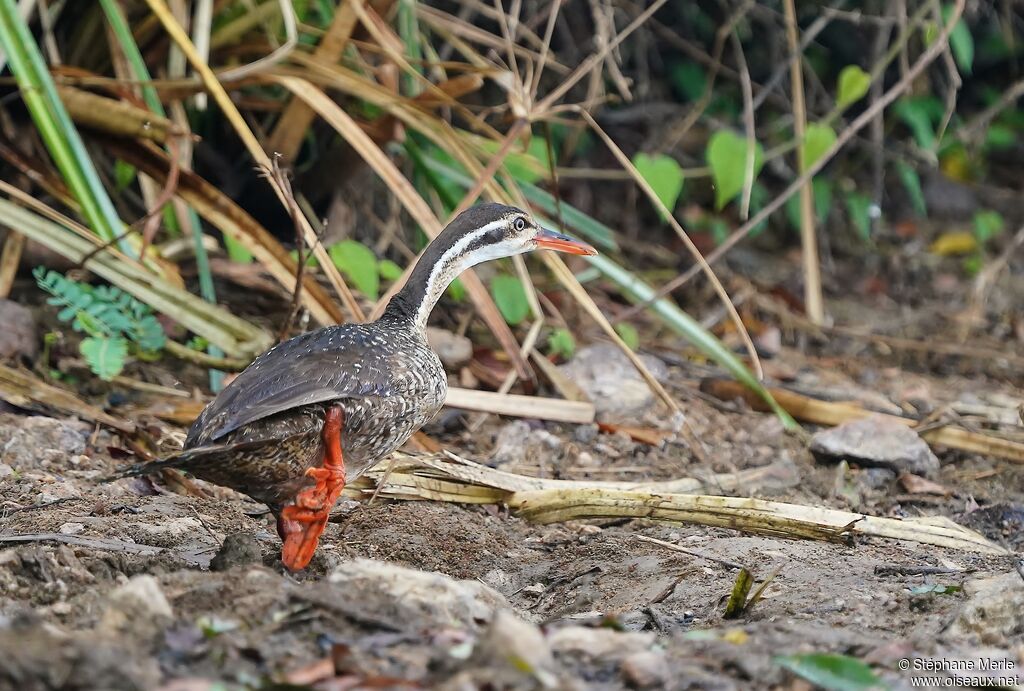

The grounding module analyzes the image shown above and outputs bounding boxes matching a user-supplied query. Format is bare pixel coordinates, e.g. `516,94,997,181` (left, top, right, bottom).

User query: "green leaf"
481,135,551,184
614,323,639,351
894,99,936,150
114,160,136,192
895,161,927,217
669,60,706,101
378,259,404,281
490,275,530,326
223,234,254,263
80,336,127,381
706,131,764,210
802,124,837,171
632,153,684,220
984,124,1016,150
845,192,874,241
547,328,575,359
973,210,1004,244
447,277,466,302
776,653,883,691
785,178,833,229
910,583,962,595
943,4,973,74
836,65,870,109
329,240,379,300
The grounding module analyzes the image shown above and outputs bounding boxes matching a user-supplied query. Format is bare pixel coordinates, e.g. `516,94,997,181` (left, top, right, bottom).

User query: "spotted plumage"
111,202,597,569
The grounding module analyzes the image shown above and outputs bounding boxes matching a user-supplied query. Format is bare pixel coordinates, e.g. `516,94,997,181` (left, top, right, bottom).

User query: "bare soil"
1,288,1022,690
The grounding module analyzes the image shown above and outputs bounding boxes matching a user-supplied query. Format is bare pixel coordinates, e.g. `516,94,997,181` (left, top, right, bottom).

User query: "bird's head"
436,202,597,266
387,203,597,328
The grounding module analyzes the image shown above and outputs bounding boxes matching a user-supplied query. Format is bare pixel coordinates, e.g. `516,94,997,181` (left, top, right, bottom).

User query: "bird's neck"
383,234,481,332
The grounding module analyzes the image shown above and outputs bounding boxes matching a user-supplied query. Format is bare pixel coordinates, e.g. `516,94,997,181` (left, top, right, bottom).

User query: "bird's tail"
101,439,267,483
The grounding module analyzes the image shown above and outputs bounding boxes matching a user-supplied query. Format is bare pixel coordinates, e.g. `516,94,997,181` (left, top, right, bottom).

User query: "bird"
112,203,597,571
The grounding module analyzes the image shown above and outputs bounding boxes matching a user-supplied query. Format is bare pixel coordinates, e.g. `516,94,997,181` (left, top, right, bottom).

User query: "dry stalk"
782,0,824,325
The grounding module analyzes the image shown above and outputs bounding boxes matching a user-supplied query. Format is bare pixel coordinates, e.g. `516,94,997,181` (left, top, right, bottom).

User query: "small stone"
426,327,473,370
810,416,940,478
210,532,262,571
621,650,670,689
549,626,655,659
0,414,89,470
99,575,173,638
490,420,562,469
0,300,38,363
574,424,599,444
469,610,560,687
58,522,84,536
557,344,669,420
328,558,509,630
0,463,12,478
948,571,1024,643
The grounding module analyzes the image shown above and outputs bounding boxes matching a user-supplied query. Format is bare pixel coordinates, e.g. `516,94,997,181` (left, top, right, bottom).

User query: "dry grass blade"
0,196,272,357
142,0,361,322
104,138,344,326
702,379,1024,464
265,0,366,161
444,387,594,423
0,363,135,434
577,109,763,380
341,452,1004,555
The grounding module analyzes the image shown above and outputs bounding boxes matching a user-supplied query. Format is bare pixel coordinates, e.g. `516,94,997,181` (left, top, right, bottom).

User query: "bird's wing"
187,326,400,446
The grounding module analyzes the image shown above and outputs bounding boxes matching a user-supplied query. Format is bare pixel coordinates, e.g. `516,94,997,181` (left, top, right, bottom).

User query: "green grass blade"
581,252,798,431
416,151,618,251
100,0,224,390
411,145,795,429
0,0,129,252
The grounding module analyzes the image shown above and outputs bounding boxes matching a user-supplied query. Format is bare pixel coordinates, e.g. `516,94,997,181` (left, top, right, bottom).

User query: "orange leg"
278,406,346,571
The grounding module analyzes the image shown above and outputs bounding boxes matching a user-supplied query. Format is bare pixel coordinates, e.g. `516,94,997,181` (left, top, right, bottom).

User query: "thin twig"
627,0,968,311
783,0,823,325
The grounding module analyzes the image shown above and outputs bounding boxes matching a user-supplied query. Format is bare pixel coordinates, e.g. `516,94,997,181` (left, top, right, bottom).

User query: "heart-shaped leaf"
836,65,870,109
490,275,530,325
329,240,379,300
802,123,837,171
632,153,684,219
706,131,764,210
776,653,882,691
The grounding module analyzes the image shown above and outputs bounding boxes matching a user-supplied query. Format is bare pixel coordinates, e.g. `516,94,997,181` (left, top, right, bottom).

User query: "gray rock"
557,343,668,420
948,571,1024,643
210,532,263,571
621,650,670,689
0,414,89,470
328,558,509,630
490,420,563,469
426,327,473,370
0,299,37,363
99,575,173,638
810,416,940,478
467,610,561,688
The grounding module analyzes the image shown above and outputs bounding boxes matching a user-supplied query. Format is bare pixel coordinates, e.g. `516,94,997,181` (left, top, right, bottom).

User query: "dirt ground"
1,285,1023,690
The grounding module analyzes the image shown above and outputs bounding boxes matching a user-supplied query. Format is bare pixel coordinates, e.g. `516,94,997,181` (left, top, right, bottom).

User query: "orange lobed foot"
279,407,346,571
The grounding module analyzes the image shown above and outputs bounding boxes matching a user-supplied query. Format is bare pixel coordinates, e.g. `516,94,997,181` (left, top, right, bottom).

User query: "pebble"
621,650,670,689
810,415,940,478
58,522,84,536
426,327,473,370
99,575,173,637
558,343,669,420
210,532,262,571
328,558,509,630
949,571,1024,643
470,610,560,687
0,414,89,470
0,299,38,363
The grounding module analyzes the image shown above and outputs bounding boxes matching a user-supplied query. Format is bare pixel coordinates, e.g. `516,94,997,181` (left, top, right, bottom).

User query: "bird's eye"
514,217,526,231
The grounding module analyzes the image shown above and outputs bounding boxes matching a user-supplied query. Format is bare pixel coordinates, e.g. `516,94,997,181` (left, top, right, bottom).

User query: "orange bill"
535,228,598,256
